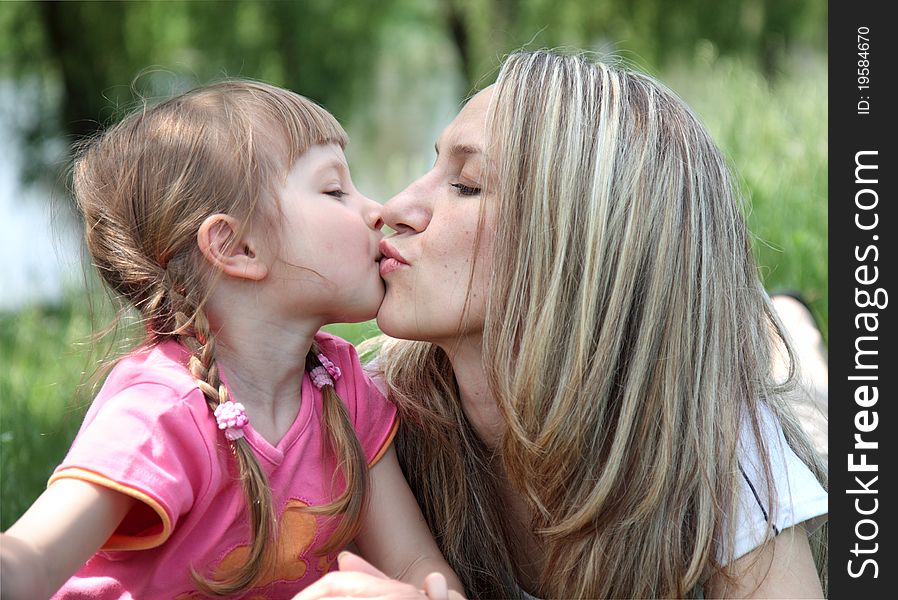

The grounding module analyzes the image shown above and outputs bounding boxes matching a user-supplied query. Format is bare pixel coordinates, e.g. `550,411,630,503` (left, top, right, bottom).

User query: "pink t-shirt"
50,332,397,599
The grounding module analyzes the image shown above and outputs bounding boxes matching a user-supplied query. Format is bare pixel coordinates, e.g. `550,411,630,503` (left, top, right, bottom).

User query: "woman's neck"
442,335,505,449
443,337,545,591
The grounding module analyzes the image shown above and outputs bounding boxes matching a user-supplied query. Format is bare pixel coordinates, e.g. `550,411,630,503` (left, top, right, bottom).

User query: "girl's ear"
197,214,268,281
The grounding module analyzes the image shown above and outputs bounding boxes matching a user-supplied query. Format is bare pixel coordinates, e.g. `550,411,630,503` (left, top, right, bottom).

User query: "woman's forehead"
436,87,493,155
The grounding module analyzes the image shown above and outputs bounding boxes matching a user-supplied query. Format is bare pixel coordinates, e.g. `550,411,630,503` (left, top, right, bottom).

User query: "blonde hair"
375,51,826,598
74,80,368,596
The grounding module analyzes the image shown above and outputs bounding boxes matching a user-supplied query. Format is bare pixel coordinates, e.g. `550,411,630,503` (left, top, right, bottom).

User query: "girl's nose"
381,175,433,235
361,195,384,231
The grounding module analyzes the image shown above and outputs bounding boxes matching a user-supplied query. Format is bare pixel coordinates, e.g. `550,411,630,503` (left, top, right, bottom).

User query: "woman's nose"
381,175,433,234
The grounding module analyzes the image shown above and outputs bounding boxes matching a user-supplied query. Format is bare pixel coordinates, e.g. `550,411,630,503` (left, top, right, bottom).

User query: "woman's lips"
379,257,407,276
378,239,410,277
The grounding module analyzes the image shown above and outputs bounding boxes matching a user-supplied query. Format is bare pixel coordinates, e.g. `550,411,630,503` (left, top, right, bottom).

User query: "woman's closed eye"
450,182,481,196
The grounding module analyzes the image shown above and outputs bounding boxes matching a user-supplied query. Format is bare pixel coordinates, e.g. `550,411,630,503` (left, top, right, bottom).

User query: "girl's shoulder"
313,330,372,400
313,331,360,364
82,340,213,435
101,339,201,404
51,341,221,561
313,331,398,465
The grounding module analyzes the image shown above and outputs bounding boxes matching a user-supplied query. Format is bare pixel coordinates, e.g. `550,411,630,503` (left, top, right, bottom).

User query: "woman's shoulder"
725,402,827,562
737,402,824,492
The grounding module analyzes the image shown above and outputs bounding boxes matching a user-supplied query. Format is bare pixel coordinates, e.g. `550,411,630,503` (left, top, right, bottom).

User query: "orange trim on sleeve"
48,467,172,551
368,417,399,467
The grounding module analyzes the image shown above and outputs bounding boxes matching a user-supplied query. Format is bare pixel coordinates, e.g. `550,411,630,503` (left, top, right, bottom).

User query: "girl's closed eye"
325,189,347,200
450,182,481,196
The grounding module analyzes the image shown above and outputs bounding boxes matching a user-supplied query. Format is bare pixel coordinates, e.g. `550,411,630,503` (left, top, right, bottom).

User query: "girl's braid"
162,280,276,595
303,348,368,554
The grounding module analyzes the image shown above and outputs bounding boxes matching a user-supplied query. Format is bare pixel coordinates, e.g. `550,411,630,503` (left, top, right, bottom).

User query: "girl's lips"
379,239,408,262
379,257,407,277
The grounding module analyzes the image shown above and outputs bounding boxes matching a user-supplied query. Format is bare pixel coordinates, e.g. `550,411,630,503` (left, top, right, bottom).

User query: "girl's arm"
353,445,465,595
0,478,133,599
704,524,823,599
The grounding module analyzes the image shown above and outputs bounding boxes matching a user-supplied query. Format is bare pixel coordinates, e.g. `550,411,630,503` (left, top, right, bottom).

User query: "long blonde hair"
74,81,368,596
376,51,826,598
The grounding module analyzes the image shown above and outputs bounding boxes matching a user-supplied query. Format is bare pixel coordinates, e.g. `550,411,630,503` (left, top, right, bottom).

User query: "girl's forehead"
289,143,348,175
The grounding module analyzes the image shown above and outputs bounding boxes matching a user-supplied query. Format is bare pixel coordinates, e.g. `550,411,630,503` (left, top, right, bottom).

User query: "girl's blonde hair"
374,50,826,598
74,81,368,596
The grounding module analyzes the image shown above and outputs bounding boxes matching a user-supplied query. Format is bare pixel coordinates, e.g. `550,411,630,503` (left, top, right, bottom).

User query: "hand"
292,552,454,600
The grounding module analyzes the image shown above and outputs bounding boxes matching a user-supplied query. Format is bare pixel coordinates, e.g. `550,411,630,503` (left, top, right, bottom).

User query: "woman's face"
377,87,495,345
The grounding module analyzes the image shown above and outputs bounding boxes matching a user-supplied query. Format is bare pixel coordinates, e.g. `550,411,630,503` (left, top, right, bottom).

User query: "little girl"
0,81,462,599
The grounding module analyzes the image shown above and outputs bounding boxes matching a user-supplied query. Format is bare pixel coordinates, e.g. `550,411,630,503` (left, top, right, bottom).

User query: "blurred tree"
439,0,827,88
1,0,393,187
37,1,134,141
0,0,826,186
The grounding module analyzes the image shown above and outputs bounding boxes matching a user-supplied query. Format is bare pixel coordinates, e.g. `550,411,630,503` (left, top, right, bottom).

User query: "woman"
301,50,827,599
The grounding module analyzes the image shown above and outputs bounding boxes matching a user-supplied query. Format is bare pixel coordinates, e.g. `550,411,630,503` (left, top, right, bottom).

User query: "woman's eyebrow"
434,142,482,157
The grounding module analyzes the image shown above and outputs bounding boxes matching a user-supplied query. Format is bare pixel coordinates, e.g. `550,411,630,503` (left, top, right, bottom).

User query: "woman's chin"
375,314,412,340
376,310,426,342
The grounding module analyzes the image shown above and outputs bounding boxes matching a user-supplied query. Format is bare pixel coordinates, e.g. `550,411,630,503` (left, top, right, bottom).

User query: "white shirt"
723,403,828,562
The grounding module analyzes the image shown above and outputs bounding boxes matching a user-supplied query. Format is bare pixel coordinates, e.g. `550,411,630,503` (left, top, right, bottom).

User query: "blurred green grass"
1,297,99,529
0,53,827,529
667,49,828,338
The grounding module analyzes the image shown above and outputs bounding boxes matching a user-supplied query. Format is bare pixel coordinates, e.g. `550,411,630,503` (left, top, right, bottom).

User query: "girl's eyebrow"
313,159,349,178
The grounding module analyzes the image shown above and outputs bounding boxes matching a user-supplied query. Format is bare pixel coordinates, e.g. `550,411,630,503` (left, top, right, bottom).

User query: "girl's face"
377,88,496,345
269,143,385,323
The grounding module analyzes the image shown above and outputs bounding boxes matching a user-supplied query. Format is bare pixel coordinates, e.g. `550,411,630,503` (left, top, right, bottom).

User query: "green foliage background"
1,0,826,530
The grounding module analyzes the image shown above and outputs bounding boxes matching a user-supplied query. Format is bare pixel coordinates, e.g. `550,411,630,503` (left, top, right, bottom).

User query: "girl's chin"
327,298,383,325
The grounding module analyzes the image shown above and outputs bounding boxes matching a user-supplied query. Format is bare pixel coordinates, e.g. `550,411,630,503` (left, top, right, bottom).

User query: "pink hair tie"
317,353,342,380
310,353,341,389
310,366,333,389
214,401,249,441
